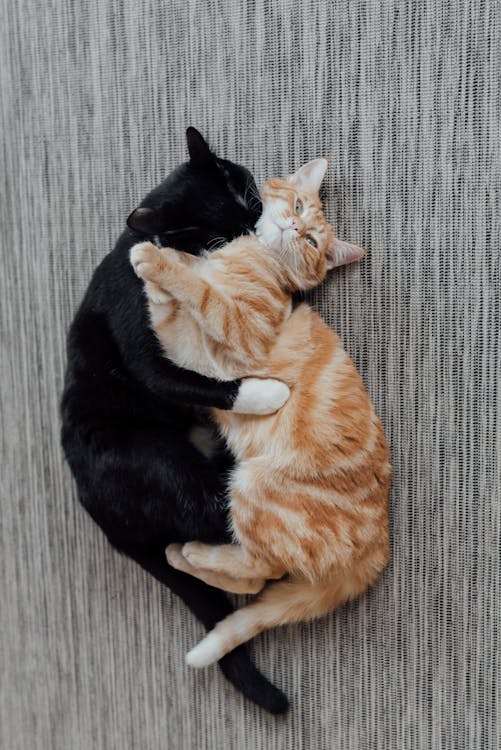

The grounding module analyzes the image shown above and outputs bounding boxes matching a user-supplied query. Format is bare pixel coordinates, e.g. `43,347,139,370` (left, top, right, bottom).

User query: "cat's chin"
255,218,282,249
255,230,284,256
258,238,282,254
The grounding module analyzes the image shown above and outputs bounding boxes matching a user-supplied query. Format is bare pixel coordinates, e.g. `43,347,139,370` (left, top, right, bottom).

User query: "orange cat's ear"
287,158,328,193
326,238,366,269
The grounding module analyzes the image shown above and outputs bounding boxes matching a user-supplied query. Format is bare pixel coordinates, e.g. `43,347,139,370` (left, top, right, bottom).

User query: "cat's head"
256,159,365,290
127,128,262,254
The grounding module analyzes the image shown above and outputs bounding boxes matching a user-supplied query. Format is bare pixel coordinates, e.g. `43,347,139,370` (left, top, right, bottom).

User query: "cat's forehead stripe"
264,178,323,208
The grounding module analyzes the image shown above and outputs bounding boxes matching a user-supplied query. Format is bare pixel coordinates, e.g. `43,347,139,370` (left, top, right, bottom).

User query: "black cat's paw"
232,378,290,415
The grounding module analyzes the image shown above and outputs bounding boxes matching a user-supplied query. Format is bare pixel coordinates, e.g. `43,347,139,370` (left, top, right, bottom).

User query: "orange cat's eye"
295,198,303,214
305,235,317,248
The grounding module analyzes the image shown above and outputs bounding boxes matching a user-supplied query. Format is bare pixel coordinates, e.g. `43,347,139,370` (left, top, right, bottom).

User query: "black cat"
61,128,289,714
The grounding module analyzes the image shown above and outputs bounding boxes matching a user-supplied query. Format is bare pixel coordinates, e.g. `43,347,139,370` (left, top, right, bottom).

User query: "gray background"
1,1,500,748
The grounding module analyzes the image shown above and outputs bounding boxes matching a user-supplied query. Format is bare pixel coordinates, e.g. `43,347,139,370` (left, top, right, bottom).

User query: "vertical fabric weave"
1,1,499,748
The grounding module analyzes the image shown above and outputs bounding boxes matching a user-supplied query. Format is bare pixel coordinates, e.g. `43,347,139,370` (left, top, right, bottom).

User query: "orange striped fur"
130,159,390,667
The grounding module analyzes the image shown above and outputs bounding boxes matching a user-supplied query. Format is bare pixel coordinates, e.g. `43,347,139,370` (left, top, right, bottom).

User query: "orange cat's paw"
240,578,266,595
165,543,185,569
216,576,266,595
182,541,210,568
130,242,164,281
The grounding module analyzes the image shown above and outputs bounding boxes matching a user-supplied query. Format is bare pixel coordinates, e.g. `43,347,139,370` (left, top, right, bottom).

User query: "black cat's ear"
126,206,160,234
186,126,215,167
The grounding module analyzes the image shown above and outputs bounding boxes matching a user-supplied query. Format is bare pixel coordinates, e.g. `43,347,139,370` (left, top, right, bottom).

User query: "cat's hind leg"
182,542,284,581
166,544,265,595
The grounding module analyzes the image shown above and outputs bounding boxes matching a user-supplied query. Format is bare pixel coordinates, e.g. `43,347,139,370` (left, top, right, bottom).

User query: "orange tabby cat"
130,159,391,668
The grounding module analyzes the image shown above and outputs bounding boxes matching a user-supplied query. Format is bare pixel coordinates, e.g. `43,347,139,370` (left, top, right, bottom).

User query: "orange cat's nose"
291,218,305,233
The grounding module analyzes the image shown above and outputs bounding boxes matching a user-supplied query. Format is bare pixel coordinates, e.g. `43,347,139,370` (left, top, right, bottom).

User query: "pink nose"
291,219,301,231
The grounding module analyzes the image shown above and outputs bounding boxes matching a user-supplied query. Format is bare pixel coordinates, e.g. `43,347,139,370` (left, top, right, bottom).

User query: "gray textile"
1,0,500,747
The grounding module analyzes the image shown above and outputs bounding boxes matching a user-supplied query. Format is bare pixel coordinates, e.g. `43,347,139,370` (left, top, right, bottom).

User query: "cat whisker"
244,179,262,213
246,178,261,202
207,236,227,250
248,196,261,212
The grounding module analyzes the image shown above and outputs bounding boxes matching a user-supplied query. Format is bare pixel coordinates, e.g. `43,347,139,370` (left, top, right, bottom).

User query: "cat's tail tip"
199,641,289,715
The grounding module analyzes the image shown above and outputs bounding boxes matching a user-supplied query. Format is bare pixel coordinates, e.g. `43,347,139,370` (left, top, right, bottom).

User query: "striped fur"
131,164,390,666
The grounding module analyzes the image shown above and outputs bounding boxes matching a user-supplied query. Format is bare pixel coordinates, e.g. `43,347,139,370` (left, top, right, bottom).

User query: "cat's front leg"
131,242,183,329
130,241,180,286
130,242,291,416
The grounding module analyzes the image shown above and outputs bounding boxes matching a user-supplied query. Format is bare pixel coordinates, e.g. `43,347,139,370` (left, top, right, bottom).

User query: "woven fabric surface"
1,1,500,748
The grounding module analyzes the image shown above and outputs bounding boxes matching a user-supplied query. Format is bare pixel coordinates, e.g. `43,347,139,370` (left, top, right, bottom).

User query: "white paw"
130,242,159,280
232,378,290,415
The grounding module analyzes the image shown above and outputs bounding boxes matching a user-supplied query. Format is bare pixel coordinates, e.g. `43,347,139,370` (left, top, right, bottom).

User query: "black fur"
61,129,289,714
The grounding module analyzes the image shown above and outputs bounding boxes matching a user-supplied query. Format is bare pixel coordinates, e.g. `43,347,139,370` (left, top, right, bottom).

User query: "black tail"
126,546,289,714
